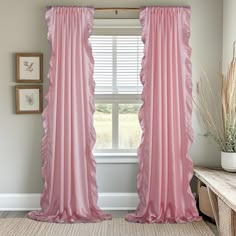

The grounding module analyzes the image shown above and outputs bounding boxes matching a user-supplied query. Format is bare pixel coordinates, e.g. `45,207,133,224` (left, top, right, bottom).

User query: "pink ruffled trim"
126,214,201,224
84,8,112,221
27,7,57,220
134,6,149,216
39,6,54,213
181,8,201,220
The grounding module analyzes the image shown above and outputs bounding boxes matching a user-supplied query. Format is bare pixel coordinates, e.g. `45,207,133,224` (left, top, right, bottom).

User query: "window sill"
93,153,138,164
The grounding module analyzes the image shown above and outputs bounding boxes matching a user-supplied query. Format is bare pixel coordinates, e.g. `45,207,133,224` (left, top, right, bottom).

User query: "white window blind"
90,36,144,94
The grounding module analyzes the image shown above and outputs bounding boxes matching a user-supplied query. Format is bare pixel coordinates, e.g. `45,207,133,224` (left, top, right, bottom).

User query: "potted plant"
195,44,236,172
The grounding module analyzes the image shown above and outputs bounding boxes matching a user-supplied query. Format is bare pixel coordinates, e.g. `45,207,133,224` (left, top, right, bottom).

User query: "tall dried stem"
194,43,236,152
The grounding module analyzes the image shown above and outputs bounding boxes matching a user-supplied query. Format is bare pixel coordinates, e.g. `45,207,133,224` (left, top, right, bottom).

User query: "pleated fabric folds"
28,7,111,223
126,7,201,223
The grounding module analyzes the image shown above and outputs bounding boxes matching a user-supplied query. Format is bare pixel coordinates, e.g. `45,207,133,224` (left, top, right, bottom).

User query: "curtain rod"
95,8,139,11
46,6,190,11
95,7,190,11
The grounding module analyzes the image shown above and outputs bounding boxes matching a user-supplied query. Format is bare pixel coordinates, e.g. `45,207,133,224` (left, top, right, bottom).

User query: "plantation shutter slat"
90,36,144,94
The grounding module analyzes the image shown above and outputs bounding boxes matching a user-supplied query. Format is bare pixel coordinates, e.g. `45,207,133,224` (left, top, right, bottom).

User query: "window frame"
92,19,143,158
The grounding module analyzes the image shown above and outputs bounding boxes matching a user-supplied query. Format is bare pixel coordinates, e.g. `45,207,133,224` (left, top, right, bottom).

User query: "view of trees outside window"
93,104,112,149
93,104,142,150
118,104,141,149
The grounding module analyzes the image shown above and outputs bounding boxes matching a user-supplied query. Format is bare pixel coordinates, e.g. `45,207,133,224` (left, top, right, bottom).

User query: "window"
90,32,144,153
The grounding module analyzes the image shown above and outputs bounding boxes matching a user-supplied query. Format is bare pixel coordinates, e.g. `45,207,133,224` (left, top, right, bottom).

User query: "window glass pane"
118,104,142,149
94,104,112,149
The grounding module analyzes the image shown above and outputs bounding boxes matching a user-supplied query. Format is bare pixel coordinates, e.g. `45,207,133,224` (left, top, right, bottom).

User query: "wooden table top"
194,166,236,212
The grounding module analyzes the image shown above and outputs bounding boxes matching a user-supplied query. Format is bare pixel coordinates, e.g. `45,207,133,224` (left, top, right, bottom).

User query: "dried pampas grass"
195,43,236,152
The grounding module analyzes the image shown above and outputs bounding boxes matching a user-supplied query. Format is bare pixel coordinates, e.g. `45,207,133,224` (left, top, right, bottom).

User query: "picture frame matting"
16,53,43,83
15,85,43,114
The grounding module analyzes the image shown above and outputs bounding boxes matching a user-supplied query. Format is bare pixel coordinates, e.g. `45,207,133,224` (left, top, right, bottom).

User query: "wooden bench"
194,166,236,236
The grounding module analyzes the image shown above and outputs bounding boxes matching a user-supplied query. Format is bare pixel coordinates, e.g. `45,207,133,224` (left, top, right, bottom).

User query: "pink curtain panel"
126,7,201,223
28,7,111,223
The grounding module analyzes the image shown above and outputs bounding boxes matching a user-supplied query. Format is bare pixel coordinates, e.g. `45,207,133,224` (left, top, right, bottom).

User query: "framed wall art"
16,53,43,83
15,85,43,114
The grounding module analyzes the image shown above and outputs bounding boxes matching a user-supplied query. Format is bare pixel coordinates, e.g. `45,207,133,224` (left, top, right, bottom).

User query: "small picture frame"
15,85,43,114
16,53,43,83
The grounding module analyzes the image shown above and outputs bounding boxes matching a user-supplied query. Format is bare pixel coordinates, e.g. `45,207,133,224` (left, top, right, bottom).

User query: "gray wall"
0,0,223,194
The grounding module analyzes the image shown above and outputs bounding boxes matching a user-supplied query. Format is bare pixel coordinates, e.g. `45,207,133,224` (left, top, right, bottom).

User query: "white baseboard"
98,193,139,210
0,194,40,211
0,193,139,211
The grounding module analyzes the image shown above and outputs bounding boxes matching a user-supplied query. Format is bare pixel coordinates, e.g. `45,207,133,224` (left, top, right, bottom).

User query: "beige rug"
0,218,214,236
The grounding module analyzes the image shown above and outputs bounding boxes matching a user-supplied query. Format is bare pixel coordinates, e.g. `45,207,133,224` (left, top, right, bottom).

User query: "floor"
0,211,218,235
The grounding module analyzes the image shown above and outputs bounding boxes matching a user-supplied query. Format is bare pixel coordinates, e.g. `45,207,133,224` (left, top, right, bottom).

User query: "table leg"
218,198,236,236
207,186,219,228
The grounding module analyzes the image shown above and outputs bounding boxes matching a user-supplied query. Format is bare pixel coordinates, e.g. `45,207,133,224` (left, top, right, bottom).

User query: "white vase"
221,151,236,172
